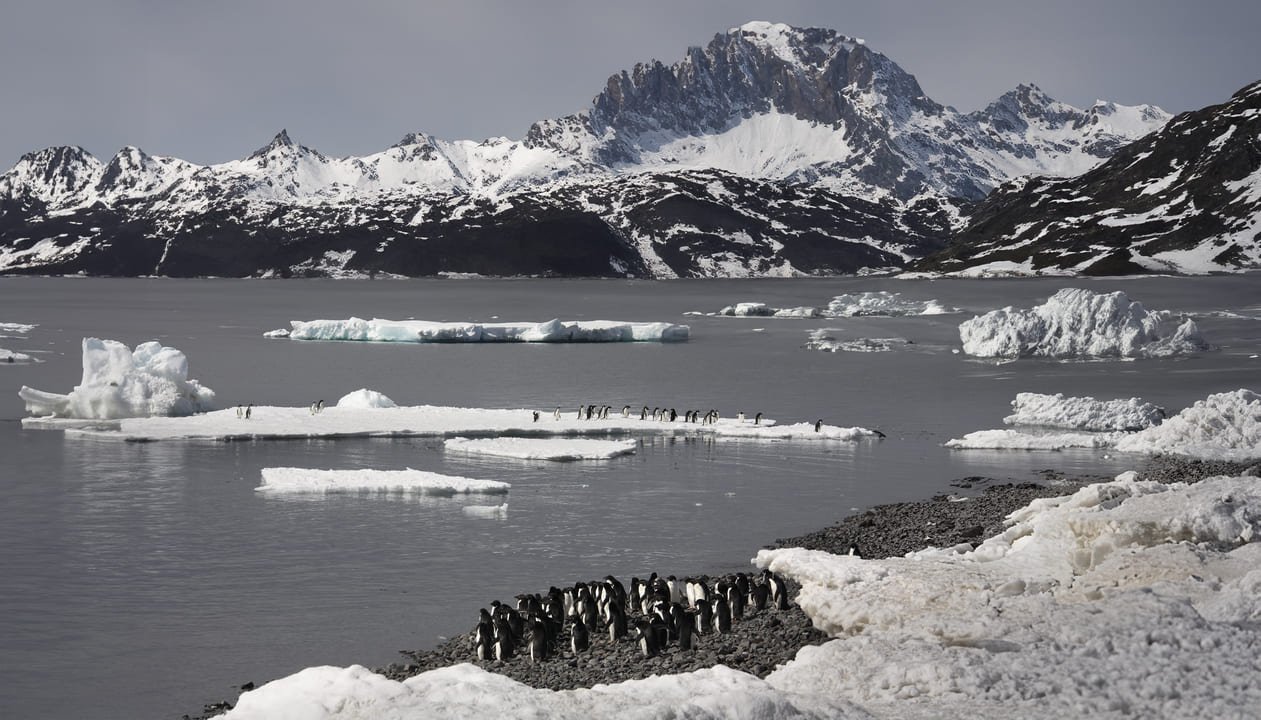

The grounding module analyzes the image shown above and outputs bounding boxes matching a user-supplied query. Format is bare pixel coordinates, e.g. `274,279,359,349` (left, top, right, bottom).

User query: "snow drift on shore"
221,472,1261,719
17,338,216,419
1003,392,1166,431
758,472,1261,717
959,288,1208,359
948,389,1260,461
444,437,638,461
256,468,509,496
273,317,689,343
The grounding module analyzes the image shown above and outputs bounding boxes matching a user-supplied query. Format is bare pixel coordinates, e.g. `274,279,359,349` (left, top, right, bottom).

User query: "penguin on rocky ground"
607,600,628,642
694,598,713,635
677,609,696,651
727,583,745,621
634,619,659,657
526,617,549,663
713,596,732,634
570,616,590,654
474,609,495,660
650,614,670,650
750,582,770,612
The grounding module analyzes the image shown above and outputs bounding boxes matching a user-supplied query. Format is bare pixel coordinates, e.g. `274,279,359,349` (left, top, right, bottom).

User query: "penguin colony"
470,569,794,664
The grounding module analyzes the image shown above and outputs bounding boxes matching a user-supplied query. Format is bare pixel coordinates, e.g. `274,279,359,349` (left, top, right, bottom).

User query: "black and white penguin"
814,419,823,432
605,575,627,608
622,405,631,418
601,405,610,419
607,600,628,642
669,408,677,422
309,401,318,415
474,609,495,660
713,596,732,634
677,609,696,651
666,576,682,604
749,582,770,612
766,572,789,611
532,411,540,422
236,405,243,419
652,407,661,421
586,405,594,420
753,412,763,425
694,598,713,635
526,617,549,663
576,405,584,420
570,616,590,654
493,616,514,660
316,399,324,413
650,615,669,649
245,404,252,420
634,619,659,657
727,583,745,621
641,406,649,420
554,406,561,421
629,577,644,609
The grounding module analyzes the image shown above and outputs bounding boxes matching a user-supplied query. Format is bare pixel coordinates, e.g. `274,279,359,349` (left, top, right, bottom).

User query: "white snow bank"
335,389,397,409
220,662,860,720
256,468,509,496
18,338,216,419
959,288,1209,359
758,474,1261,717
804,330,911,353
945,428,1122,450
279,317,689,343
1,347,33,363
1004,392,1166,431
949,389,1260,460
827,291,955,317
444,437,638,461
1116,389,1261,460
716,302,821,318
31,402,885,445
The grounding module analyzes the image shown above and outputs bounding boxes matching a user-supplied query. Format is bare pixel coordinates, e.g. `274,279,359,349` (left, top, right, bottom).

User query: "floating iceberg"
461,503,509,519
804,329,911,353
444,437,638,461
1115,389,1261,460
948,389,1259,460
18,338,216,419
335,389,398,409
716,302,821,318
959,288,1209,359
1,347,33,363
757,473,1261,717
716,422,883,441
274,317,689,343
0,321,36,335
1003,392,1166,431
256,468,509,496
826,291,955,317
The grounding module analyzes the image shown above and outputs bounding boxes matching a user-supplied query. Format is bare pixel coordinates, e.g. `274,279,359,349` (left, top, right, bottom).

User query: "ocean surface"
1,275,1258,719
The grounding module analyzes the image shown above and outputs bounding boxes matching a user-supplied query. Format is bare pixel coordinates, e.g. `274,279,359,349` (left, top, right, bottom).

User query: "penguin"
526,617,549,663
650,615,670,650
737,411,745,422
634,619,658,657
669,602,688,642
545,594,564,624
766,572,790,611
814,419,823,432
753,412,763,425
622,405,631,418
245,404,252,420
713,596,732,634
669,408,677,422
532,410,540,422
576,405,584,420
309,401,317,415
652,407,660,421
727,583,745,621
694,598,713,635
677,609,696,651
607,600,628,642
629,577,644,609
586,405,594,420
847,543,861,557
554,406,561,421
666,576,682,604
493,616,515,660
734,573,750,602
605,575,627,608
316,399,324,413
236,405,243,419
601,405,610,419
570,616,590,654
749,582,770,612
474,609,495,660
505,607,525,641
641,406,649,420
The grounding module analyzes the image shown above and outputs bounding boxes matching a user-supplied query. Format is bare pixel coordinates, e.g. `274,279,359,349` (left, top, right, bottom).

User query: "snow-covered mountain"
917,80,1261,276
0,21,1168,278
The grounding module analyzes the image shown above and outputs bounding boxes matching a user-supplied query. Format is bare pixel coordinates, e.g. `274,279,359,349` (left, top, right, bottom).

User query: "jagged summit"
0,21,1176,279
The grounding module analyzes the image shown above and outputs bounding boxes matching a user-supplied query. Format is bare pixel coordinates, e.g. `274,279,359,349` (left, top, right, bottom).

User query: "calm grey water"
1,275,1258,719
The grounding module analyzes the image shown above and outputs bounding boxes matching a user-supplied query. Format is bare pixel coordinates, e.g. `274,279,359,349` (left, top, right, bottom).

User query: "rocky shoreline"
188,456,1257,718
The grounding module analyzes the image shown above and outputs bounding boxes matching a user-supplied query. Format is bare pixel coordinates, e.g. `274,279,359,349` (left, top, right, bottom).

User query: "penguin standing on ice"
316,399,324,414
814,419,823,432
236,405,243,419
532,411,540,422
245,404,252,420
554,406,561,421
622,405,631,418
576,405,584,420
640,406,649,420
737,411,745,422
753,412,763,425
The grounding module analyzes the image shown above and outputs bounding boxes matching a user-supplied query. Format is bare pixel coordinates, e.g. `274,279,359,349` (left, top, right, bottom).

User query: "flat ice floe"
948,389,1260,461
1003,391,1166,431
256,468,509,496
461,503,508,519
1,347,34,363
803,329,911,353
26,402,884,445
0,321,36,335
959,287,1209,359
268,317,689,343
445,437,638,461
221,473,1261,719
757,472,1261,717
18,338,216,419
715,302,821,318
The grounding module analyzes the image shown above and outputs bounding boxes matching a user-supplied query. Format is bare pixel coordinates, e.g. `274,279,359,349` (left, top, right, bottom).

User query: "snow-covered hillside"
0,21,1168,279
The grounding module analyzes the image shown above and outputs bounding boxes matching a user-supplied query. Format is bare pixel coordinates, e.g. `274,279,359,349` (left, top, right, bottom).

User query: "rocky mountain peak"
248,129,297,160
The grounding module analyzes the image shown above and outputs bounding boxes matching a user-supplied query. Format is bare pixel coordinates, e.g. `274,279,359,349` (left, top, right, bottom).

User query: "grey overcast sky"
2,0,1258,168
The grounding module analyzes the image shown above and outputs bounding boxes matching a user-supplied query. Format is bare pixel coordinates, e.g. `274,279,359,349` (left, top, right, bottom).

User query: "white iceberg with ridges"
959,288,1209,359
826,291,955,317
1003,392,1166,431
1115,389,1261,460
18,337,216,419
278,317,689,343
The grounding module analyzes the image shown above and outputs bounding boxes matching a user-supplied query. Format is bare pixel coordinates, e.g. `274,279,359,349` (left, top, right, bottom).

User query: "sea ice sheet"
18,337,216,419
275,317,689,343
958,288,1208,359
444,437,638,461
257,468,510,496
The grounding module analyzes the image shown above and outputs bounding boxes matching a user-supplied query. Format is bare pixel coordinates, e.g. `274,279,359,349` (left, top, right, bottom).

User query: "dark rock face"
0,22,1166,279
917,80,1261,276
